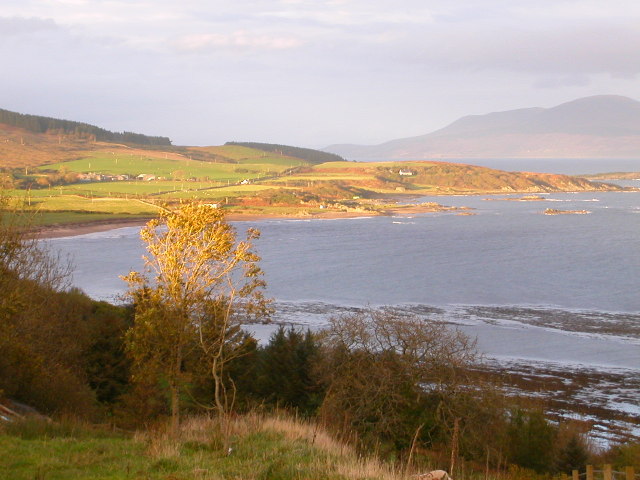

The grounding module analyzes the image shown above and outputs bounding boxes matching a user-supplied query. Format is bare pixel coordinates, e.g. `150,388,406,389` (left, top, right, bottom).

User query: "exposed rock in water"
543,208,591,215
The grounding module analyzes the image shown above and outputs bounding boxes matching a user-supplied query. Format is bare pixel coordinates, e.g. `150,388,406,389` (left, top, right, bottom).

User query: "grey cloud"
533,74,591,89
0,16,59,36
389,23,640,77
1,0,640,147
174,31,303,54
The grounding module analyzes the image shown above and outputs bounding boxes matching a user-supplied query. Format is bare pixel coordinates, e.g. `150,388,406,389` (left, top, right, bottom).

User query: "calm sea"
47,189,640,367
46,158,640,373
45,167,640,438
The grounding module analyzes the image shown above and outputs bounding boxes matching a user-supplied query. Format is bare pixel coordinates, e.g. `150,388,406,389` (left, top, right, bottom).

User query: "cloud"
0,16,59,36
391,22,640,77
533,75,591,89
1,1,640,146
175,31,303,53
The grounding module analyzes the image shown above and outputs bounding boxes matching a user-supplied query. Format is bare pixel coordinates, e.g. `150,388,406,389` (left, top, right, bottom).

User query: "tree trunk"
170,381,180,436
212,356,225,414
450,417,460,475
169,343,183,437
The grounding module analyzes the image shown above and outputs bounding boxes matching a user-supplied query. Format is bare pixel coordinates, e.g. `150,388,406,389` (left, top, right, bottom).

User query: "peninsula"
0,107,627,230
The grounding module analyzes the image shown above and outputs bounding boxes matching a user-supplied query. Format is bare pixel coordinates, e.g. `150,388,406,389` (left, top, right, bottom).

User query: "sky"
2,0,640,148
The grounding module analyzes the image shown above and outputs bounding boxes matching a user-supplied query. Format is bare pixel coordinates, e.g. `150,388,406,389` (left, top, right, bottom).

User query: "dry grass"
241,412,408,479
4,413,539,480
130,413,413,479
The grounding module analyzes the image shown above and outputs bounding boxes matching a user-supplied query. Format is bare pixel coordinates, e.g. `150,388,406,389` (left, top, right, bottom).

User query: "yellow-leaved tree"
122,203,270,434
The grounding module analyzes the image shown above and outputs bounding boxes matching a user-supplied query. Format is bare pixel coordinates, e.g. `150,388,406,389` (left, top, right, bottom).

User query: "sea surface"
47,190,640,361
45,170,640,441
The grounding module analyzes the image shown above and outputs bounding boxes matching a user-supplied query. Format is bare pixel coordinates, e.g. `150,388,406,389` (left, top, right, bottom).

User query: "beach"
32,202,467,239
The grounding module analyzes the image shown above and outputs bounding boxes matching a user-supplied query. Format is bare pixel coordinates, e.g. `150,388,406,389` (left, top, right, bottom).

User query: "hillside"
290,161,621,196
0,107,171,146
325,95,640,160
0,107,626,226
0,414,409,480
0,124,312,170
226,141,345,164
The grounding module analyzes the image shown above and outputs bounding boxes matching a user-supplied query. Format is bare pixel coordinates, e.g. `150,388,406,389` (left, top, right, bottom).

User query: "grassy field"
6,142,621,227
188,145,307,166
0,415,406,480
60,181,223,196
7,192,161,216
40,153,290,181
29,211,152,226
155,185,280,200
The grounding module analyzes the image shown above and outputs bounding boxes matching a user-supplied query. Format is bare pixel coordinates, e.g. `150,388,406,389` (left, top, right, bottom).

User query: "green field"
29,211,152,226
9,149,617,226
12,194,161,215
190,145,307,166
40,153,293,180
0,415,401,480
61,181,221,196
156,184,279,200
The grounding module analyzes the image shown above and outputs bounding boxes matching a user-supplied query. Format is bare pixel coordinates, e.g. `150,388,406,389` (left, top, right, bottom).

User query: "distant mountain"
325,95,640,160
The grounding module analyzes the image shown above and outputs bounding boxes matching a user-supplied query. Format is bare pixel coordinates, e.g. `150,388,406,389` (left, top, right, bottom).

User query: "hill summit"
325,95,640,160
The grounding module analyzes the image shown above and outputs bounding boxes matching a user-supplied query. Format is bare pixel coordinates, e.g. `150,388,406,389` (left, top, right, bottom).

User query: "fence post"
573,470,580,480
587,465,594,480
626,466,635,480
604,464,612,480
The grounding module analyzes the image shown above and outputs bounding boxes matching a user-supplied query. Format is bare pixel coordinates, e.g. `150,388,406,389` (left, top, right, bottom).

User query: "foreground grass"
0,415,405,480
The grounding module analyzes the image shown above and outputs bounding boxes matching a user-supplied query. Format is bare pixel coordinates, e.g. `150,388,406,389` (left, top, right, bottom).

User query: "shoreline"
31,185,631,239
33,206,443,239
32,217,153,239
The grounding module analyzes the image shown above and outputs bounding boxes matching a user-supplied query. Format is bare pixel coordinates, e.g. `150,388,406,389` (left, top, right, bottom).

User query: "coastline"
33,185,630,239
32,202,470,239
31,217,153,239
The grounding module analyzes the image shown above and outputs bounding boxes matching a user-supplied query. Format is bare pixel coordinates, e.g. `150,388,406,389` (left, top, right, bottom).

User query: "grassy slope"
583,172,640,180
40,153,293,179
305,161,617,195
0,125,94,168
0,415,405,480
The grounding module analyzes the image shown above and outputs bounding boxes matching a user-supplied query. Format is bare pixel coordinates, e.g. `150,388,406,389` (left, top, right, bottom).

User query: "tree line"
0,108,172,146
225,141,345,164
0,198,637,477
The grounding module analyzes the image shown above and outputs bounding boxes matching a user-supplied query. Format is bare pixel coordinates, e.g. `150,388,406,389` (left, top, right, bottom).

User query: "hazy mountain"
325,95,640,160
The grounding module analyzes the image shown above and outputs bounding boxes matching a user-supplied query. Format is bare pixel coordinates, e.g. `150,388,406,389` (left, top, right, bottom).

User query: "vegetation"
122,203,270,435
0,112,635,476
226,141,346,164
0,414,410,480
0,115,624,225
0,196,131,417
0,107,171,145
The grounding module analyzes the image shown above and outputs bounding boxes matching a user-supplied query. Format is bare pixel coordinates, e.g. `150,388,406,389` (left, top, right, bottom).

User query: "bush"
255,326,323,415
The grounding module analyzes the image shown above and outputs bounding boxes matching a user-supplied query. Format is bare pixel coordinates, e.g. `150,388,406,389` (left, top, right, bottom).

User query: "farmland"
1,127,625,227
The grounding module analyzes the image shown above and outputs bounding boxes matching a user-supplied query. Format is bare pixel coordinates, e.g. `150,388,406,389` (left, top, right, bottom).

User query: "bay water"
47,189,640,367
45,173,640,435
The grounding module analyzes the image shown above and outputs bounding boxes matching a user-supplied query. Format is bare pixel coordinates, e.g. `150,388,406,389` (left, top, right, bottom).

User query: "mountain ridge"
325,95,640,160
